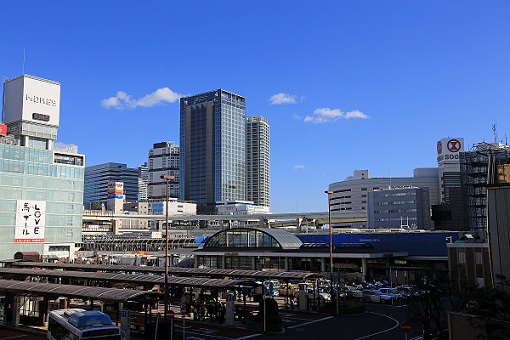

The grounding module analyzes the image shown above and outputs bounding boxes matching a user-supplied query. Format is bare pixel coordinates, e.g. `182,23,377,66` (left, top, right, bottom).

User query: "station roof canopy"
0,268,257,289
0,279,152,303
10,262,321,280
202,227,303,250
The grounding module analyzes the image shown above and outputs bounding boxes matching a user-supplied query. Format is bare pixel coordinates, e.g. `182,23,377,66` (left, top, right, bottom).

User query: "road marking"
183,330,262,340
353,311,400,340
0,336,29,339
195,327,219,334
233,334,262,340
287,315,335,329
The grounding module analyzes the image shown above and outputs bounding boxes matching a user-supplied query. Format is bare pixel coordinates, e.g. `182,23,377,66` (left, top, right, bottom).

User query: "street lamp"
325,190,339,315
161,175,174,319
324,190,333,277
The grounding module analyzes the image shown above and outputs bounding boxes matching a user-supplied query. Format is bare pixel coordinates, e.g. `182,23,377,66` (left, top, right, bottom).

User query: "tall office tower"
148,141,180,200
180,89,246,214
0,74,84,260
138,162,149,201
460,142,510,232
246,116,270,208
84,162,140,209
431,138,465,231
437,138,464,203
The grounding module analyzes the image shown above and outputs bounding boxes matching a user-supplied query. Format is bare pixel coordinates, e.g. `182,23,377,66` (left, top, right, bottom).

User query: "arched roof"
203,227,302,250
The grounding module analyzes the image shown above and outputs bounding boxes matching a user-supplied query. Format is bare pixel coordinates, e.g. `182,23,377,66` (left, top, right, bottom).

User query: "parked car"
395,285,421,298
306,288,331,302
376,288,405,302
358,290,393,304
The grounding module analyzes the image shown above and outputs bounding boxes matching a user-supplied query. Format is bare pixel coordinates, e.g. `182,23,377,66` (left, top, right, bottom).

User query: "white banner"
15,200,46,243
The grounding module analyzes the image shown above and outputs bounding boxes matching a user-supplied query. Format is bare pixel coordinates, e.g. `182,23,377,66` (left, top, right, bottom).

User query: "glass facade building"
180,90,246,214
246,116,270,207
1,74,84,260
0,143,84,260
84,162,140,209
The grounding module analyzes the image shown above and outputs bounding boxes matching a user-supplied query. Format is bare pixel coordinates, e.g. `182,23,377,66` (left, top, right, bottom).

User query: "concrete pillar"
221,255,226,269
284,257,289,271
320,258,326,273
361,258,368,282
40,298,49,325
12,296,20,327
252,257,256,270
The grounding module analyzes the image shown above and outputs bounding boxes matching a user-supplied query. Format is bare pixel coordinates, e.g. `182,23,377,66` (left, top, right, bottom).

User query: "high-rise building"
84,162,139,209
180,89,246,214
138,162,149,201
437,138,464,203
246,116,270,208
0,74,84,260
460,142,510,232
148,141,180,201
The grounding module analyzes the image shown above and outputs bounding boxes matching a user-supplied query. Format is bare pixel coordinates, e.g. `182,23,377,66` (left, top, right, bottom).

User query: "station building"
191,227,460,284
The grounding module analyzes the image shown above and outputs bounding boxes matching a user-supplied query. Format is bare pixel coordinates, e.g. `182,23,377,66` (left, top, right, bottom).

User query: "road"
165,303,421,340
0,302,422,340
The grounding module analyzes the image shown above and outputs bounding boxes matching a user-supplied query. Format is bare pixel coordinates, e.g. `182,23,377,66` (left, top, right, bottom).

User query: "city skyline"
1,1,509,213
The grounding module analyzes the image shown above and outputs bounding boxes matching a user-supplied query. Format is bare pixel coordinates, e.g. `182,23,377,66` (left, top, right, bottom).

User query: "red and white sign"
180,304,187,315
401,321,412,333
437,138,464,164
0,124,7,136
166,310,175,319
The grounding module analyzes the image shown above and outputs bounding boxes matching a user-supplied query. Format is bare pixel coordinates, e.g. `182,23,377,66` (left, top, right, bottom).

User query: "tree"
464,275,510,339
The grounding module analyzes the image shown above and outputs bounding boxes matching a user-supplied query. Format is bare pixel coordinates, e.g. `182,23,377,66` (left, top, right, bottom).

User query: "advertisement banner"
107,181,124,199
437,138,464,164
15,200,46,243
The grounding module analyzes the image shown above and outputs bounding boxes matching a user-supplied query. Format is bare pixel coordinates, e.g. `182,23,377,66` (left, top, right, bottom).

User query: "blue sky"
1,1,510,213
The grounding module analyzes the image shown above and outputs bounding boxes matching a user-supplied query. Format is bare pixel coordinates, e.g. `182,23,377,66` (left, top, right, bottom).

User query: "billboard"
3,74,60,127
437,138,464,164
107,181,124,199
15,200,46,243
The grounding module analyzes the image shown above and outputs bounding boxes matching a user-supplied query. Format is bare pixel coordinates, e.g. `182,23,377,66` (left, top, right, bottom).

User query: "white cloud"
293,165,305,170
101,87,183,110
269,93,297,105
304,107,368,123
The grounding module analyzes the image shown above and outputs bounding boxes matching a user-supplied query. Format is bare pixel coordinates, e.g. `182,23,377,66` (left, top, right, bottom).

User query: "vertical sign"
15,200,46,242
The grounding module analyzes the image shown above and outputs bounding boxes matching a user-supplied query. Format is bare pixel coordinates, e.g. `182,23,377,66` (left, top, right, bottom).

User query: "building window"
458,251,466,264
475,252,483,265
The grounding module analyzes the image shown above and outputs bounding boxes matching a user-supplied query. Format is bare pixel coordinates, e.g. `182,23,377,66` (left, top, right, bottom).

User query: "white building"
436,137,464,203
327,168,439,228
0,74,84,260
216,200,271,215
246,116,270,208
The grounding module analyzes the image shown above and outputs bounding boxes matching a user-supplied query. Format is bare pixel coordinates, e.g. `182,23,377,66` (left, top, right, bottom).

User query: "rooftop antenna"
21,48,27,75
492,123,498,144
